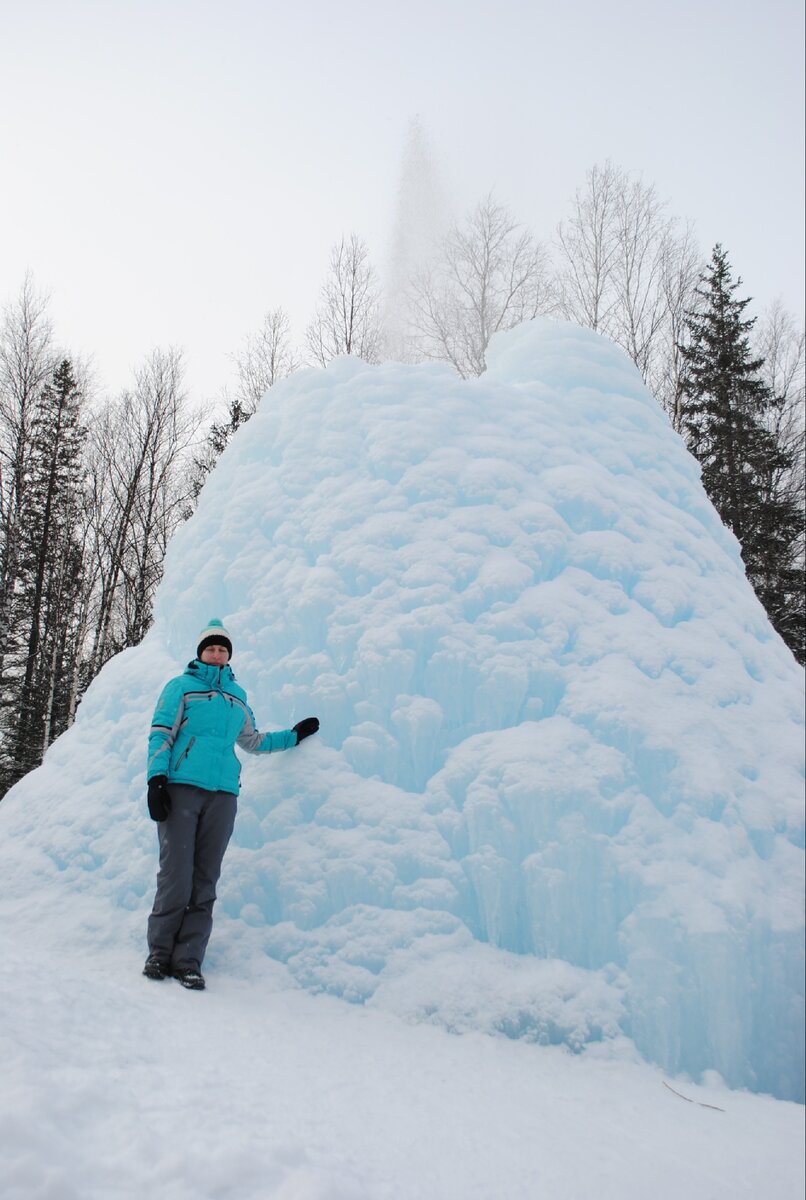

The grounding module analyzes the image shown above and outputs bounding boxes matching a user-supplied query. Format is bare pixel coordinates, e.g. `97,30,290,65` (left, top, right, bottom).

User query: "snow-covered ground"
2,930,803,1200
1,319,803,1195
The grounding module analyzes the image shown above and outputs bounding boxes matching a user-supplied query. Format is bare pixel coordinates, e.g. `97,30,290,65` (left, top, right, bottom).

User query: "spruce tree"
5,360,86,788
680,246,804,662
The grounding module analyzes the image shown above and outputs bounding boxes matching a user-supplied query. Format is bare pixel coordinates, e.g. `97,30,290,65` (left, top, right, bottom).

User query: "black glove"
147,775,171,822
293,717,319,744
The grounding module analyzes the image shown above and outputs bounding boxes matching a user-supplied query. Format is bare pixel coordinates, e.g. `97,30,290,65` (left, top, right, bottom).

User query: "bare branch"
410,194,555,378
306,234,384,367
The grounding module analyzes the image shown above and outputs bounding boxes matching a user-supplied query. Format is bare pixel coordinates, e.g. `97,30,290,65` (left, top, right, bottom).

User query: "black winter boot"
172,965,206,990
143,954,169,980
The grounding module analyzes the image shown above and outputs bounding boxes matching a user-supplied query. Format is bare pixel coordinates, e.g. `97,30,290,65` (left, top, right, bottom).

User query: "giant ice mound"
1,320,803,1100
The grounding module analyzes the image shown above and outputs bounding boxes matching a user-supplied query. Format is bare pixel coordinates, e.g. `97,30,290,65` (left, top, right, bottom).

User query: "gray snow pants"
147,783,237,971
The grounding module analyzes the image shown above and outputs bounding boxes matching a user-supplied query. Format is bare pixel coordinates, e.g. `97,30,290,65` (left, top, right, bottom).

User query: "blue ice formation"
1,320,803,1100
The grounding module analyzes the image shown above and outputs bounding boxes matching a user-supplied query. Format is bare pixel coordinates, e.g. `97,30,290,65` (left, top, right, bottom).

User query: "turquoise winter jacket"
147,660,297,795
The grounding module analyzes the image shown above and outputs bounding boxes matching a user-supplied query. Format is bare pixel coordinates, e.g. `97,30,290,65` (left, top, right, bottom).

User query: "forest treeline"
1,159,803,794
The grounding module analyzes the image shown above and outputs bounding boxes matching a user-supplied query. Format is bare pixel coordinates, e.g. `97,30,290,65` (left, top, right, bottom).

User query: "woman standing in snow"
143,618,319,989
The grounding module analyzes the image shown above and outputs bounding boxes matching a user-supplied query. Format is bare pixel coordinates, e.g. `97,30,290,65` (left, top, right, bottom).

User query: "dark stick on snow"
663,1081,726,1112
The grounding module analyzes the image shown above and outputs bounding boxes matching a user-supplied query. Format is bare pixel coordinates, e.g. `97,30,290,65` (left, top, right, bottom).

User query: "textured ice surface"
1,319,803,1100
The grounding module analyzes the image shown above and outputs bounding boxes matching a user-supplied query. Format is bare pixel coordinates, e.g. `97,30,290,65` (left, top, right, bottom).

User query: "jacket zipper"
175,735,195,768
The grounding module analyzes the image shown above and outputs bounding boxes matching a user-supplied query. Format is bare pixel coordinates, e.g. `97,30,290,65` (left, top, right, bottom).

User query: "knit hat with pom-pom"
196,618,233,660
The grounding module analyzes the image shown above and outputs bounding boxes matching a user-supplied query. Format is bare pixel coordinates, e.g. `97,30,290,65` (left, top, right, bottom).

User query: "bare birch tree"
653,223,702,429
610,176,672,377
755,300,805,516
86,348,200,675
410,194,555,378
190,307,297,500
306,234,384,366
556,162,623,334
232,306,298,414
557,162,702,422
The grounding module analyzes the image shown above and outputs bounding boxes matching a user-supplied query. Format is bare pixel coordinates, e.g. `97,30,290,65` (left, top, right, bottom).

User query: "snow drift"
1,319,803,1101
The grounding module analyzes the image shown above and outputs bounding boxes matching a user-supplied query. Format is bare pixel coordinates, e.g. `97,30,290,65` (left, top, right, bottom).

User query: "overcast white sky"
1,0,803,407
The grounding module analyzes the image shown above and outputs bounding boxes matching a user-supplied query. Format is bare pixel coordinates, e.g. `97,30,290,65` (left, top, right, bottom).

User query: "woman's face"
200,643,230,666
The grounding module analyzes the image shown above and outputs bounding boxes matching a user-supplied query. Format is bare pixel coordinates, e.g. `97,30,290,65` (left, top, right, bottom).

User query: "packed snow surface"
1,320,803,1173
2,935,803,1200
